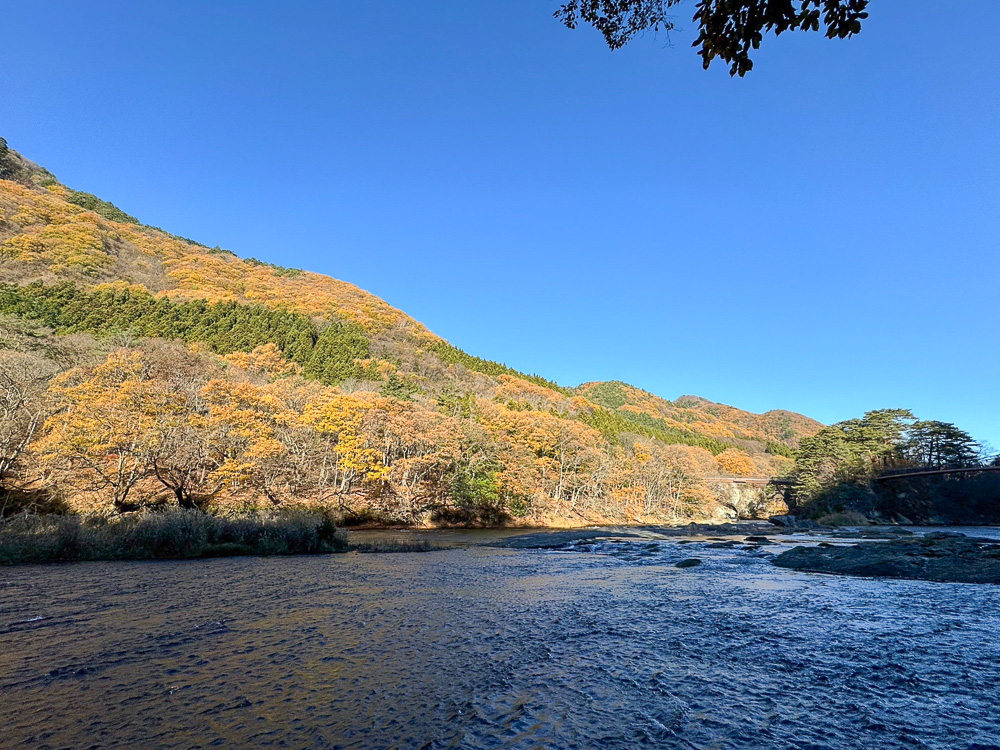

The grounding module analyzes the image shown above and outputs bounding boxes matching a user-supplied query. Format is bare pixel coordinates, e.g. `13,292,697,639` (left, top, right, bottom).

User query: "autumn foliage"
0,142,820,525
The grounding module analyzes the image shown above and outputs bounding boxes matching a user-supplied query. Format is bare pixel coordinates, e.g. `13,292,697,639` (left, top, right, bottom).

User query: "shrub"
0,508,347,565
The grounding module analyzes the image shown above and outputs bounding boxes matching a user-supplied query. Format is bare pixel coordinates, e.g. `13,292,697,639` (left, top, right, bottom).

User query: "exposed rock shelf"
772,532,1000,584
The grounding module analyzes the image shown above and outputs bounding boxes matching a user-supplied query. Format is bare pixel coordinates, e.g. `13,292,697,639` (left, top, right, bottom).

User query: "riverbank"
9,507,1000,583
0,509,347,564
0,509,795,565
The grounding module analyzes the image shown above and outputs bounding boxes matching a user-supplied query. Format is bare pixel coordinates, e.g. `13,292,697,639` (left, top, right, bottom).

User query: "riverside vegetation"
783,408,1000,525
0,139,996,563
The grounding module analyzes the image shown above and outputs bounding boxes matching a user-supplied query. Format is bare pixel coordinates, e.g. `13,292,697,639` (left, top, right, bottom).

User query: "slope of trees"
0,140,828,526
0,282,375,385
65,191,139,224
430,341,567,393
576,380,818,461
787,409,999,523
2,340,747,524
0,165,433,334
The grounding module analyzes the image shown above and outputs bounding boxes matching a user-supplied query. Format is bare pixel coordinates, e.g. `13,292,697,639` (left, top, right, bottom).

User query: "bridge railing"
874,465,1000,481
704,475,792,485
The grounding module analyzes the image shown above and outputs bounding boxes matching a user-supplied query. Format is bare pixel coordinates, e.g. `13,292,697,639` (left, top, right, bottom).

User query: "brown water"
2,529,1000,749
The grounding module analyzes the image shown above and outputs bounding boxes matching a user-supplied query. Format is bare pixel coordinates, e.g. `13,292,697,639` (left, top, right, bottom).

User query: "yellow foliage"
225,344,301,379
1,220,109,274
304,391,391,483
493,375,570,412
197,376,317,500
32,350,185,510
156,249,432,336
0,177,437,336
0,167,819,522
715,448,759,476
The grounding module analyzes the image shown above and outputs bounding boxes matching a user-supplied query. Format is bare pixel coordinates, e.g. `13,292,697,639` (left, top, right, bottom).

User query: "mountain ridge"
0,139,821,524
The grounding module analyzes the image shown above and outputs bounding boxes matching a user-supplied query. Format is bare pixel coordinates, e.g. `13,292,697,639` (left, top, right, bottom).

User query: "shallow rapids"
2,528,999,748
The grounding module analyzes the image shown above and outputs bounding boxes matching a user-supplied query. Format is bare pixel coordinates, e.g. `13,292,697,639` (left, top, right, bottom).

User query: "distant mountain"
579,382,820,451
0,139,820,524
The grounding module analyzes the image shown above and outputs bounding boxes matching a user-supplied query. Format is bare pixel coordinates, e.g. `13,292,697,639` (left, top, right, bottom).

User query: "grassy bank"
0,508,347,564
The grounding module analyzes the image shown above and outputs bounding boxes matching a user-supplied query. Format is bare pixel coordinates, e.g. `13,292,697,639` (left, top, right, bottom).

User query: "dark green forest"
787,409,1000,523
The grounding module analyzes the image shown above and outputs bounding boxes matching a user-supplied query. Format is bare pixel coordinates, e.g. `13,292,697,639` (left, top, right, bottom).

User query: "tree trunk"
175,487,199,511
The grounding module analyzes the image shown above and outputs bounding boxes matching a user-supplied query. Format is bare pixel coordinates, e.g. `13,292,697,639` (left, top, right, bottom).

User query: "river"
1,527,999,748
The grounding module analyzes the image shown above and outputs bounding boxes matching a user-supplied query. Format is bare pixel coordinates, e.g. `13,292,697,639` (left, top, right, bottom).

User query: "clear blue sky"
2,2,998,446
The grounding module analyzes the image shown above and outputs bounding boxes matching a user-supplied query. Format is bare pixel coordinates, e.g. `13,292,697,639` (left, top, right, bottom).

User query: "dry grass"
0,508,347,564
348,538,439,553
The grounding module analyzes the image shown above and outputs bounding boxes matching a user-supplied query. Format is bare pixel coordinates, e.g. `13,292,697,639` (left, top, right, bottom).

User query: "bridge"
706,466,1000,486
874,466,1000,482
705,475,793,486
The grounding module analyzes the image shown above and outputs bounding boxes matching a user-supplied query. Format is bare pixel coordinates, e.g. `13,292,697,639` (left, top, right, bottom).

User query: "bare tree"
0,351,56,487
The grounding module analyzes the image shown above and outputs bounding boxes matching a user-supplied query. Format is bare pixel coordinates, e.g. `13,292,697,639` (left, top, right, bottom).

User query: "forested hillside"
0,139,822,525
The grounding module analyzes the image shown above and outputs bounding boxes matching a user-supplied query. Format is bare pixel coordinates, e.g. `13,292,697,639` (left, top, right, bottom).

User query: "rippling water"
2,529,1000,749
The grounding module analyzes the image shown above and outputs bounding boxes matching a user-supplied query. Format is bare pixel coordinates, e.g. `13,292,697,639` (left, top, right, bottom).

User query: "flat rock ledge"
772,532,1000,584
491,523,775,549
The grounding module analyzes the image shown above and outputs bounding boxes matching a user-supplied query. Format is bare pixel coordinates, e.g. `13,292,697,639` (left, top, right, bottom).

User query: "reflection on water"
1,530,999,748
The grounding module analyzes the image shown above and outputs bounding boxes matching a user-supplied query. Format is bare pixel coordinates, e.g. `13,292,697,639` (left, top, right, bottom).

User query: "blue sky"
2,2,998,445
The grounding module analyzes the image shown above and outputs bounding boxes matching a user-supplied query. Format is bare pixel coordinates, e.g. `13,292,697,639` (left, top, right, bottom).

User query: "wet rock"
744,536,773,544
773,533,1000,584
769,515,817,529
675,558,702,568
492,522,782,550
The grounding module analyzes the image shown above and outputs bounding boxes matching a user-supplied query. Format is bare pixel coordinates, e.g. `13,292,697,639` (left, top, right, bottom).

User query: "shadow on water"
2,527,1000,748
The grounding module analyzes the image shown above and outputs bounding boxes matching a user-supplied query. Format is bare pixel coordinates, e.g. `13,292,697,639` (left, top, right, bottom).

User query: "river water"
1,527,999,749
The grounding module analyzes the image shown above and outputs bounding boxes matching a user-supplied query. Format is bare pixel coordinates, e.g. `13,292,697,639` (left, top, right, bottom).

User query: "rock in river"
772,533,1000,584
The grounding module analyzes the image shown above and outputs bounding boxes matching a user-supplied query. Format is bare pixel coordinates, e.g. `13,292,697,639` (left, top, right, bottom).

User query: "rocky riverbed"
773,531,1000,584
495,524,1000,585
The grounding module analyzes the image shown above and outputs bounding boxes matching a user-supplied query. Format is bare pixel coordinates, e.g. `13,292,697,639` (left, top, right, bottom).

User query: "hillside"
578,382,819,452
0,138,820,525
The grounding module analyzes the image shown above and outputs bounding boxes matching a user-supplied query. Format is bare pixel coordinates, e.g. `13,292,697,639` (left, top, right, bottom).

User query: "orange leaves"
42,350,184,443
158,249,433,336
475,399,603,503
1,180,63,227
494,375,570,413
304,390,461,505
601,440,713,519
663,444,719,476
715,448,759,477
304,391,391,484
33,350,185,510
22,344,757,522
0,177,435,337
197,376,311,499
0,185,113,274
224,344,301,380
